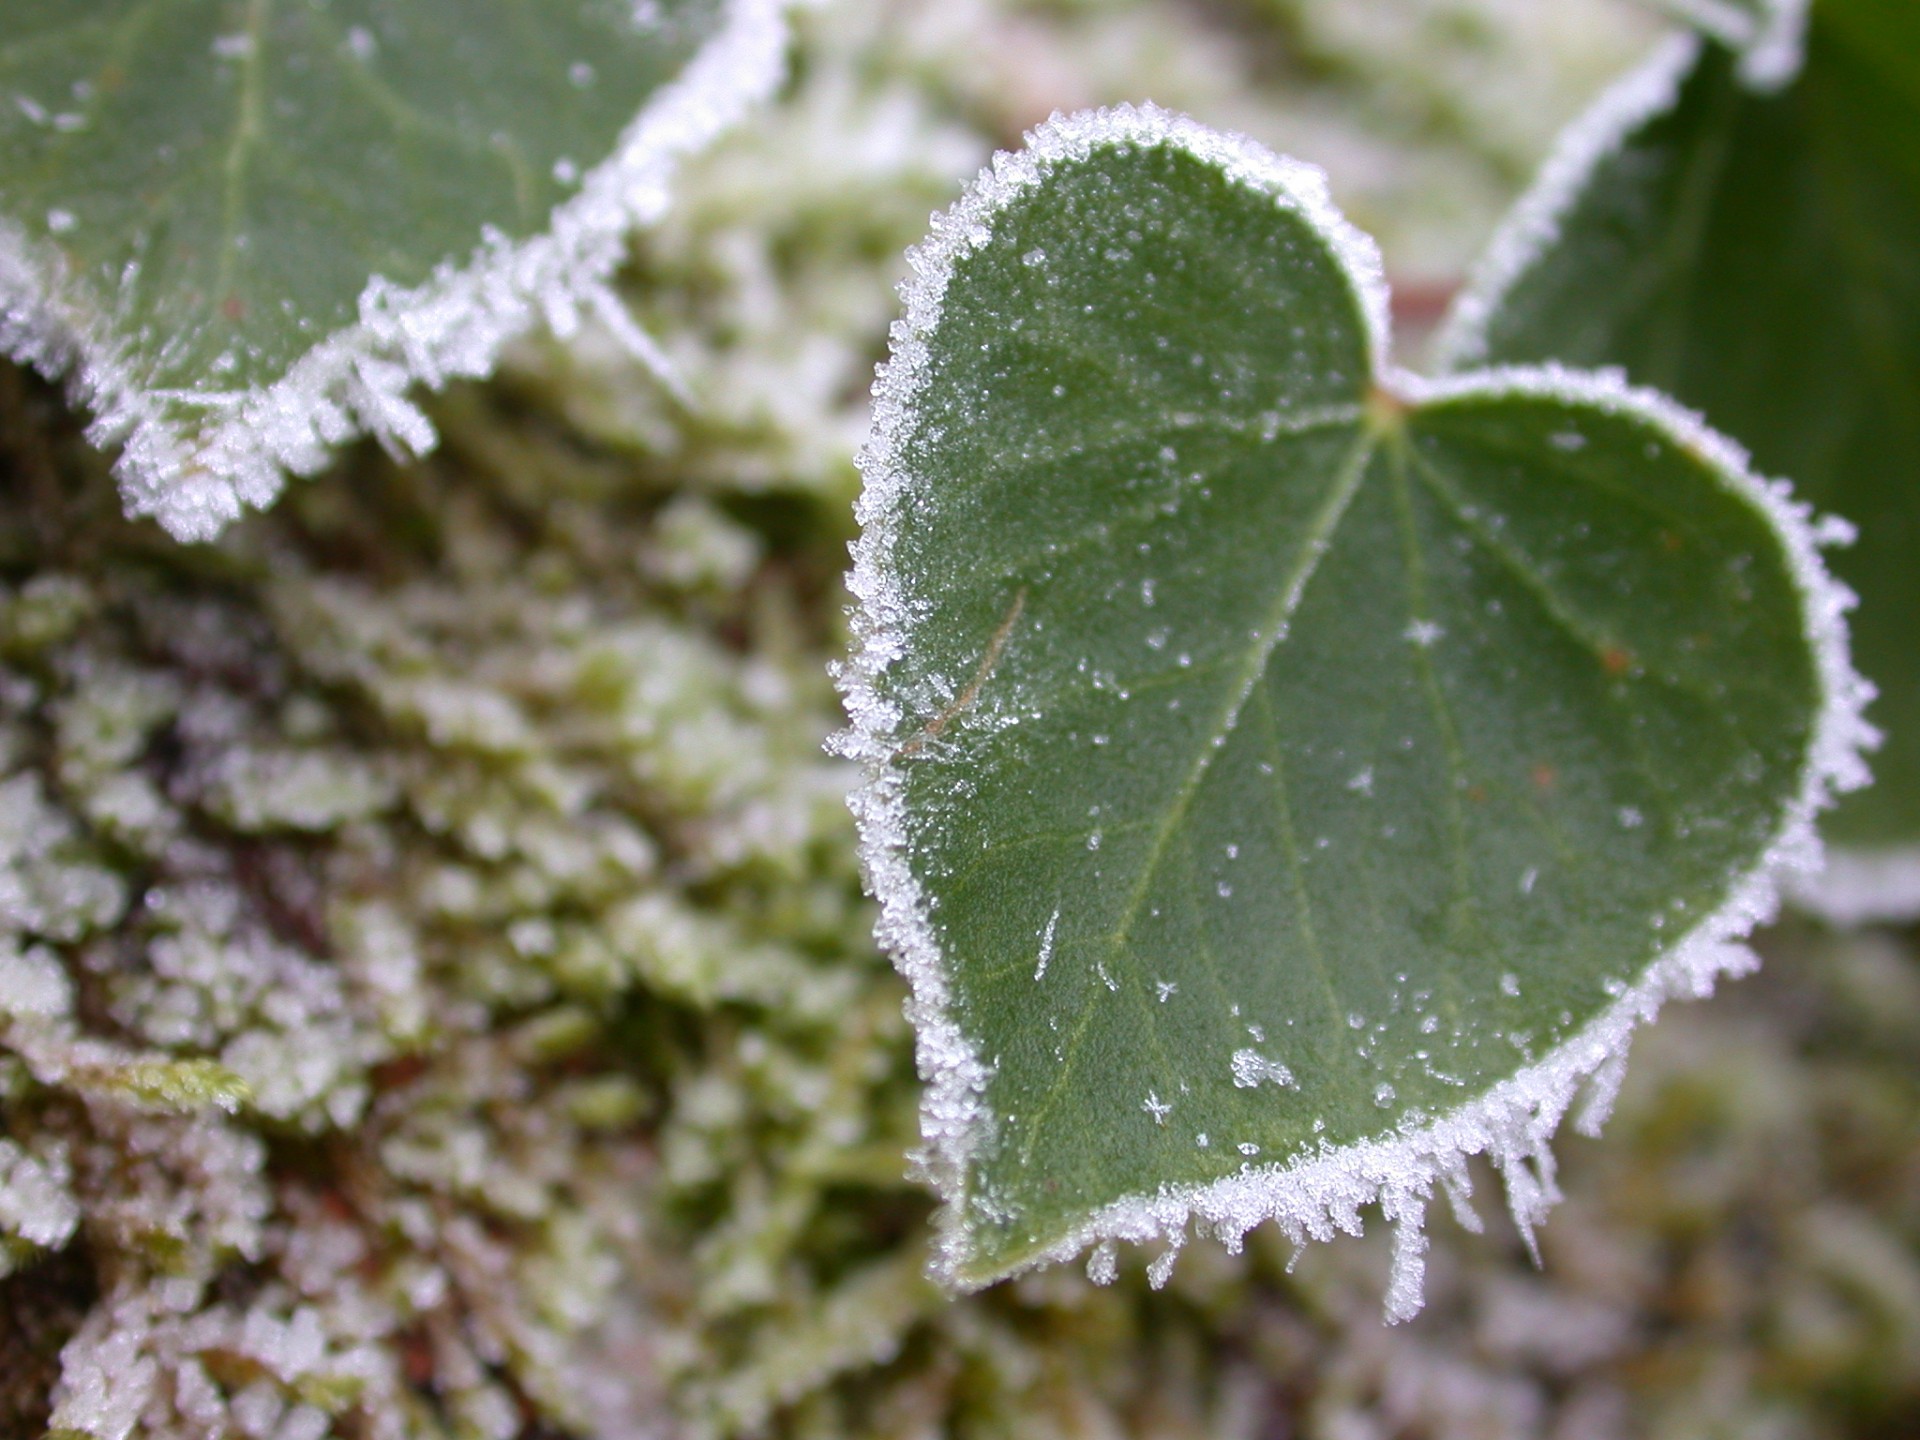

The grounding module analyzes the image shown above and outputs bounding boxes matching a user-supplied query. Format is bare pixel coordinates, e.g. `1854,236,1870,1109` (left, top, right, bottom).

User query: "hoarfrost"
1665,0,1809,88
46,1288,163,1440
1231,1049,1297,1090
0,25,959,1424
1433,33,1702,375
1033,905,1059,981
837,101,1872,1320
1437,0,1811,374
1380,1187,1430,1325
0,1135,82,1249
1146,1232,1184,1289
0,0,797,542
0,941,74,1017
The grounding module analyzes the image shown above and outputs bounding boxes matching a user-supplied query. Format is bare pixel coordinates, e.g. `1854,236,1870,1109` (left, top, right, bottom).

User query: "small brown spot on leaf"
220,294,246,322
1531,762,1557,794
1601,646,1633,677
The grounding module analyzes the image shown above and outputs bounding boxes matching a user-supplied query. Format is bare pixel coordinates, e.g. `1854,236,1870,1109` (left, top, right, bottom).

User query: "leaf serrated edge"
0,0,797,542
837,103,1876,1320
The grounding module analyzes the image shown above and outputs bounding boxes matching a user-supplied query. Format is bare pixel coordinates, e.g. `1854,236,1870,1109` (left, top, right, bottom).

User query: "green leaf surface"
0,0,788,539
1440,0,1920,918
839,106,1866,1312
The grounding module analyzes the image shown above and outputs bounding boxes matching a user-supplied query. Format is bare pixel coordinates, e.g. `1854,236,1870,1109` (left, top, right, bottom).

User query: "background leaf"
1439,0,1920,920
840,107,1866,1312
1656,0,1807,83
0,0,788,539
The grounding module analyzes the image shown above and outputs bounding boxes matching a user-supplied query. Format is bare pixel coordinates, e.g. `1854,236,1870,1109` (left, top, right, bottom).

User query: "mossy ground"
3,2,1916,1437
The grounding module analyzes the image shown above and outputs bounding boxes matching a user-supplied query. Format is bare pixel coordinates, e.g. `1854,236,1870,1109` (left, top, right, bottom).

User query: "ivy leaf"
837,106,1868,1315
0,0,790,540
1439,0,1920,921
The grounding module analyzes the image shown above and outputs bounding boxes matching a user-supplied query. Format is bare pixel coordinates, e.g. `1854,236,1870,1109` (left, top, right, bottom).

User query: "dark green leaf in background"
1660,0,1805,84
0,0,788,539
840,107,1866,1311
1440,0,1920,919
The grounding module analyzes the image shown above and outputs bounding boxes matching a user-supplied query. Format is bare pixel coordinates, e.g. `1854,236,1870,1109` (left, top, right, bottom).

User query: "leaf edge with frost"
1651,0,1810,88
835,101,1873,1320
0,0,796,543
1431,0,1820,376
1429,0,1818,374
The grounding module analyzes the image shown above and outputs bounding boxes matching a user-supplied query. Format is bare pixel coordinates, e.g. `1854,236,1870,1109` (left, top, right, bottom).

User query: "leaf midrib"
214,0,272,311
994,398,1757,1202
1008,417,1378,1174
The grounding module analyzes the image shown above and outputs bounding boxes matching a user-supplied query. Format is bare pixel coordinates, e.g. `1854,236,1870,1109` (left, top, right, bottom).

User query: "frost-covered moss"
3,1,1917,1437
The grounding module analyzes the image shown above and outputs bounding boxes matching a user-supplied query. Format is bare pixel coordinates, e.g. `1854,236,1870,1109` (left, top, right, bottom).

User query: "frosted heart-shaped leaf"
1439,0,1919,922
0,0,790,541
837,105,1869,1316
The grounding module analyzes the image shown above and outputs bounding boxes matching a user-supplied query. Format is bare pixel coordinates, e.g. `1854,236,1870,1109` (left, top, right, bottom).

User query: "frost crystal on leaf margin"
1433,0,1812,374
835,102,1874,1321
1661,0,1810,88
1429,31,1699,376
0,0,796,543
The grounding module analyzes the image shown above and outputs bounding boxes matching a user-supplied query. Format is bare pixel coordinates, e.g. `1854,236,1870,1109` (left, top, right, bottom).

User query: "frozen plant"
4,0,1918,1436
0,0,796,539
839,0,1911,1313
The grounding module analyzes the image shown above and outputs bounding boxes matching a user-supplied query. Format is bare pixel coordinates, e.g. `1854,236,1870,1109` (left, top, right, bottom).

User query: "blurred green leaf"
0,0,783,538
